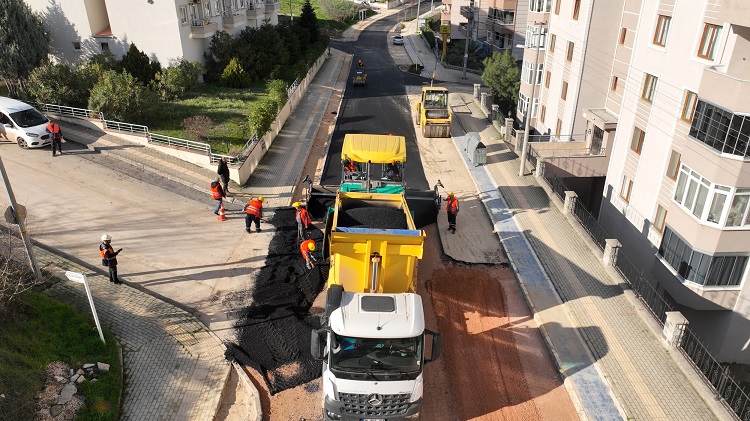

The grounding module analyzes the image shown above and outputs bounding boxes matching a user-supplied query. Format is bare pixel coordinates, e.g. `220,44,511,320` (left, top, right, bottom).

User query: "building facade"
25,0,280,66
441,0,527,60
526,0,750,362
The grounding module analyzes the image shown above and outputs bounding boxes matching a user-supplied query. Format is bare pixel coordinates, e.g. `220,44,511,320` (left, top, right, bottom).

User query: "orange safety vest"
446,197,459,214
47,122,61,139
300,239,315,259
245,199,262,217
296,208,311,228
210,183,222,199
99,244,117,267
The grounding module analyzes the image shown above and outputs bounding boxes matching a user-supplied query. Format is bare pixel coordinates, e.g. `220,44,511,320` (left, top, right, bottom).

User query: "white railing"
287,79,300,97
34,103,102,119
149,132,211,154
103,120,149,135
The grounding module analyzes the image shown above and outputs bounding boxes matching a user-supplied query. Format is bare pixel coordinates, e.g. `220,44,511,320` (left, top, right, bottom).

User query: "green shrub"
266,79,288,110
248,98,278,136
220,58,251,88
88,70,158,123
120,43,161,85
26,63,89,107
152,59,203,101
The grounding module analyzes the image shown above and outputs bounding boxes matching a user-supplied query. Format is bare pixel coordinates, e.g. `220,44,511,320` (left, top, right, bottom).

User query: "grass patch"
149,82,270,155
0,291,122,421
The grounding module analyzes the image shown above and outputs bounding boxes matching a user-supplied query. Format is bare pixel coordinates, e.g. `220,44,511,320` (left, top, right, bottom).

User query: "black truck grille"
339,392,410,416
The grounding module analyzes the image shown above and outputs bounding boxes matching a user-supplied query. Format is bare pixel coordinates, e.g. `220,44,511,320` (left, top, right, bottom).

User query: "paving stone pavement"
29,243,229,421
451,92,729,421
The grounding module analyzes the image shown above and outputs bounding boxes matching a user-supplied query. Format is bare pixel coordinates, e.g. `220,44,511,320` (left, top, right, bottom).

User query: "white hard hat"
101,234,112,241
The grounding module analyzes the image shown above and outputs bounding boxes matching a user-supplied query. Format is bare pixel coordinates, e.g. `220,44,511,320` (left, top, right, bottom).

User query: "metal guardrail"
103,120,149,135
149,132,210,154
287,79,299,97
34,103,102,119
680,329,750,420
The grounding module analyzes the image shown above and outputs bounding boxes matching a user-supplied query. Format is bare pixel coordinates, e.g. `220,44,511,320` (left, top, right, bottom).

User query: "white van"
0,97,51,149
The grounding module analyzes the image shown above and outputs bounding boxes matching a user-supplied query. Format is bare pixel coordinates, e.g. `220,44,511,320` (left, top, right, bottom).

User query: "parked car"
0,97,50,149
393,34,404,45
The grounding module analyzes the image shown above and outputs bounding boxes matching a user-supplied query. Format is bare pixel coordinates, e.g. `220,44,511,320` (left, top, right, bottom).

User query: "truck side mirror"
424,329,441,363
311,329,326,360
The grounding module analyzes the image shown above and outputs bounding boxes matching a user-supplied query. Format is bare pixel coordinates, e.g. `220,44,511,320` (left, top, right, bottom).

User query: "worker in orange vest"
46,119,63,157
244,196,264,233
446,192,459,234
210,177,226,215
300,239,317,269
293,202,312,230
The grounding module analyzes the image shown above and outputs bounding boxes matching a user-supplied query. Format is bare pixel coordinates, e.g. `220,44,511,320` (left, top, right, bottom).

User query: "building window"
72,41,81,51
653,15,671,47
214,0,221,16
630,127,645,154
727,189,750,227
554,0,560,15
561,81,568,100
619,28,627,45
666,150,680,180
642,73,657,102
556,119,562,135
545,71,551,88
549,34,556,52
518,92,529,116
566,41,574,61
674,164,710,219
681,90,698,122
654,205,668,233
572,0,581,20
204,1,212,17
180,5,189,24
525,24,546,48
531,98,539,118
611,76,618,91
522,61,544,85
697,23,721,60
100,42,109,52
530,0,551,13
540,105,546,123
490,8,516,25
689,100,750,157
620,175,633,202
659,226,747,287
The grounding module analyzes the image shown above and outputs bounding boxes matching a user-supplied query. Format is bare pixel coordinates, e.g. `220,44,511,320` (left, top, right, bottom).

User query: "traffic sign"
4,204,26,224
65,271,86,284
439,25,451,34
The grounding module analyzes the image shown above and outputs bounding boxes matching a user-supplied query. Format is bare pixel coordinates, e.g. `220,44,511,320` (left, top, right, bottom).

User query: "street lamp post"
290,0,293,22
518,21,544,177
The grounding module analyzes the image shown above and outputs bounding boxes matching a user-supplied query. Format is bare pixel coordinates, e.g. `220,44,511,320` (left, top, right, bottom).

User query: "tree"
482,51,520,116
318,0,358,24
152,59,202,101
120,43,161,85
220,58,251,88
298,0,318,43
248,98,277,136
88,70,158,123
26,63,81,107
0,230,42,314
204,31,237,82
237,26,288,81
0,0,48,96
266,79,288,111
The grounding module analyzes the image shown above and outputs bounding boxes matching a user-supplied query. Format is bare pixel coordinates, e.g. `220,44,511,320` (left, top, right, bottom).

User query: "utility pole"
519,21,544,177
460,0,476,79
416,0,421,34
0,156,41,279
290,0,293,22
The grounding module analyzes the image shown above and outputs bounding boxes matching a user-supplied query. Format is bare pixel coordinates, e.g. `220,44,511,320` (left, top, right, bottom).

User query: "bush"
248,98,278,136
88,70,159,123
26,63,89,108
181,115,214,142
266,79,288,111
204,31,237,82
220,58,251,88
318,0,359,23
152,59,202,101
120,43,161,85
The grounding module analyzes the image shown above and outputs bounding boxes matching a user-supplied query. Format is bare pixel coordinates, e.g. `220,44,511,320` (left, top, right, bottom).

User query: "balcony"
717,1,750,28
265,0,280,13
246,4,263,19
698,66,750,114
486,17,514,27
190,19,218,39
222,11,247,27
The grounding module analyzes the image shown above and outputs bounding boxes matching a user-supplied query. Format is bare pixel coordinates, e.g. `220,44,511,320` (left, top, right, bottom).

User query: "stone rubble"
35,360,114,420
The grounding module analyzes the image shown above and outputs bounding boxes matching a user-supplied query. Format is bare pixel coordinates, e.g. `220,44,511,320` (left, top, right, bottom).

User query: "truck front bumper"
323,396,422,421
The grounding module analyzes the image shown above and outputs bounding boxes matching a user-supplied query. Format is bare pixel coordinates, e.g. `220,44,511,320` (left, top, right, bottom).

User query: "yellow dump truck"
340,133,406,194
415,86,452,138
311,190,442,421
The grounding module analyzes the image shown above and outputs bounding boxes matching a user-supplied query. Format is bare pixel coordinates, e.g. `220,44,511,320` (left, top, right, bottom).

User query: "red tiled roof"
94,26,112,37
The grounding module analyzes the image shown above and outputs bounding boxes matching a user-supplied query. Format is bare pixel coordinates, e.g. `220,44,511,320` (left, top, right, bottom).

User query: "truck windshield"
330,334,422,374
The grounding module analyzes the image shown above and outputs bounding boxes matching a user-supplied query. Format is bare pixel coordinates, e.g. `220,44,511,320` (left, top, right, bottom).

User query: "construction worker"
385,160,400,181
343,158,357,179
300,239,317,269
446,192,459,234
244,196,264,233
357,59,365,71
99,234,123,284
293,201,312,230
210,177,225,215
47,119,63,157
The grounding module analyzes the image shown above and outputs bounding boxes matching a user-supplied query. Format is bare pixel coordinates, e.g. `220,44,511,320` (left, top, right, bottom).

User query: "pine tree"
298,0,318,43
0,0,48,96
482,51,521,116
120,43,161,85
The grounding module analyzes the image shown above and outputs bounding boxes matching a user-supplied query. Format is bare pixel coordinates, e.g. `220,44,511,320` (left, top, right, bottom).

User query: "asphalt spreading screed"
226,208,327,395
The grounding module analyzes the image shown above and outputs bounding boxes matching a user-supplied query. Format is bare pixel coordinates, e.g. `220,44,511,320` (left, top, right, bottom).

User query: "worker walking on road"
99,234,123,284
217,157,231,195
210,177,225,215
47,119,63,157
300,239,317,269
244,196,264,233
446,192,459,234
293,201,312,239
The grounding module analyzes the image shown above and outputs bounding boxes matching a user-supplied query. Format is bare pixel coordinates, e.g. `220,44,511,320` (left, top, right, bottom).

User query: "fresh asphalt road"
322,13,432,190
0,141,268,340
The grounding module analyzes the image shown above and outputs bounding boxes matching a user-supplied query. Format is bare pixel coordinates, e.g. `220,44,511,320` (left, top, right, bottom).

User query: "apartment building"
25,0,280,66
440,0,527,59
527,0,750,363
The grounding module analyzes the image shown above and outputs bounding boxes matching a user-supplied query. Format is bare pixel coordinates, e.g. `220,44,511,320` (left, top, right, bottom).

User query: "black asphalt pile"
338,205,408,229
226,207,328,395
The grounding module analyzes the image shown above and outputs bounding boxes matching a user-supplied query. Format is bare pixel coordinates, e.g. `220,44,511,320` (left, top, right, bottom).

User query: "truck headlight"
325,409,342,420
26,133,39,137
405,413,421,421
